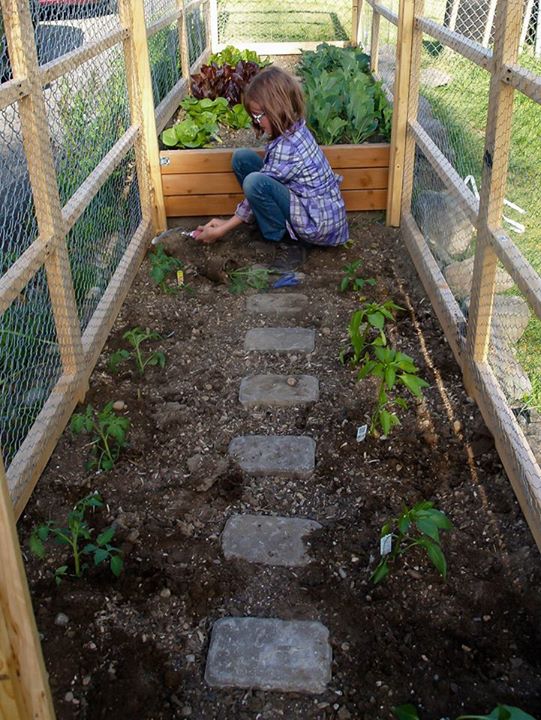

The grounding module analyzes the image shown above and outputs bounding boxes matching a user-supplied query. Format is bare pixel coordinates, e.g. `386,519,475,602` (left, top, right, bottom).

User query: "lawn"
217,0,351,43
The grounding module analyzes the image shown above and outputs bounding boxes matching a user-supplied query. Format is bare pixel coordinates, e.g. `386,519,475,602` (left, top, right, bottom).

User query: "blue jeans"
232,148,291,243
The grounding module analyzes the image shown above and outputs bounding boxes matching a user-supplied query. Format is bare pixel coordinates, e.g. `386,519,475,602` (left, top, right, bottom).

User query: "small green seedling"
109,327,166,375
340,300,402,367
29,493,123,583
70,402,130,471
372,500,453,584
394,704,536,720
149,245,184,293
358,346,429,436
228,266,271,294
339,259,376,292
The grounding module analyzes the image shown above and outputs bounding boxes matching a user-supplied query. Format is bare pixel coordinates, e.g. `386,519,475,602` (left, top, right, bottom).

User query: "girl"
195,66,349,268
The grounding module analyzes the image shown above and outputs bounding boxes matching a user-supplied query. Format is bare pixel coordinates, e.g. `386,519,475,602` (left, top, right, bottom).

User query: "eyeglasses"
252,111,266,125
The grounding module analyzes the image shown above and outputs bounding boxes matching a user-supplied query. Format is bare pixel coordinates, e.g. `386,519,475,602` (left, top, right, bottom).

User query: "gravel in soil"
19,213,541,720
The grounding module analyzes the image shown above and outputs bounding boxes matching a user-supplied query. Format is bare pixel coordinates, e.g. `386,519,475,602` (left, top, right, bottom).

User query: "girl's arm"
196,214,244,244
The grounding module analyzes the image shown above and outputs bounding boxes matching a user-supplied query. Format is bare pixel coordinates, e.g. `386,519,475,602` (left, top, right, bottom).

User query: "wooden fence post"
370,8,380,74
177,0,191,84
386,0,415,226
118,0,167,235
0,455,55,719
209,0,219,52
351,0,364,46
2,0,84,380
465,0,522,380
400,0,424,216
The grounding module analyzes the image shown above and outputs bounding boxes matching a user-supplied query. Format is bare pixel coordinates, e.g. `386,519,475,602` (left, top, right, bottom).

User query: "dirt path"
19,213,541,719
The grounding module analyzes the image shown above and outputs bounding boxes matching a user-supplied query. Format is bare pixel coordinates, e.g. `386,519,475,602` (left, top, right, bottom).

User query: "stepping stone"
205,617,332,694
244,327,315,353
221,514,321,566
239,374,319,408
246,293,308,318
229,435,315,477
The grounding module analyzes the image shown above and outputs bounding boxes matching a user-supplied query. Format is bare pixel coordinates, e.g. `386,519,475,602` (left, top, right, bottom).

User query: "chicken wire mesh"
0,0,175,471
187,1,208,63
68,150,142,331
0,268,61,468
216,0,351,44
0,103,39,274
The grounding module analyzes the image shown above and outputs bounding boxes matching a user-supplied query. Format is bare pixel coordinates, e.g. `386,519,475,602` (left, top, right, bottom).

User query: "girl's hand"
196,218,227,244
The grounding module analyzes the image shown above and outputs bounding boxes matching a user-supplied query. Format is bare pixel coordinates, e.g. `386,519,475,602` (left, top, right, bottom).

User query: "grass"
418,47,541,410
217,0,351,43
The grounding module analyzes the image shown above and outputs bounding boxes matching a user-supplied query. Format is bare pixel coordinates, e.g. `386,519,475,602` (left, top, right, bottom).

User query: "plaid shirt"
235,120,349,246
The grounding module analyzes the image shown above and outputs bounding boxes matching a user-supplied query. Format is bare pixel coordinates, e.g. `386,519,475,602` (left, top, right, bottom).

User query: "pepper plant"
340,299,402,368
70,402,130,471
339,259,376,292
358,346,429,436
372,500,453,584
394,704,535,720
109,327,165,376
29,493,123,583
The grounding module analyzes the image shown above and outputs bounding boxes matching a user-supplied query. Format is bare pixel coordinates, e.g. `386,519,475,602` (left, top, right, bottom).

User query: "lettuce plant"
191,60,260,105
161,97,251,149
210,45,270,68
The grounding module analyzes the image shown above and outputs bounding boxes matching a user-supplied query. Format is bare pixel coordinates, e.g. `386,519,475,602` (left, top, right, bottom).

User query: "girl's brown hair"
243,66,305,139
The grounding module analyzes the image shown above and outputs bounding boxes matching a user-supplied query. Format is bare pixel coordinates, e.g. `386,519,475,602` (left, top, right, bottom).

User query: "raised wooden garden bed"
159,143,390,217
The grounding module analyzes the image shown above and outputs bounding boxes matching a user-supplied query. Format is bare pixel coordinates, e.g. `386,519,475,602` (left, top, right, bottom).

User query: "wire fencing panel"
216,0,352,44
392,0,541,545
0,0,205,508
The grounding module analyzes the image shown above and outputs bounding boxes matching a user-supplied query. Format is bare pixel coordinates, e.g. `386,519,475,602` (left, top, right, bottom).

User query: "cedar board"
160,143,390,216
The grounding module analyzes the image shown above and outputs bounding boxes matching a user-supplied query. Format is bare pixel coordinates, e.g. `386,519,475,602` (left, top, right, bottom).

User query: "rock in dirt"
416,190,474,259
55,612,69,627
187,454,230,493
112,400,126,411
153,401,186,431
444,256,514,300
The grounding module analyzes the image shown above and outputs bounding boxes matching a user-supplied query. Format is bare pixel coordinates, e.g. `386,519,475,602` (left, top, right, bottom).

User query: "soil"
19,213,541,720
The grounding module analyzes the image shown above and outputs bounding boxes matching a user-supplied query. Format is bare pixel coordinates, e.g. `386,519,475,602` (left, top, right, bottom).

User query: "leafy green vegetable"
162,97,251,149
210,45,270,68
299,43,392,145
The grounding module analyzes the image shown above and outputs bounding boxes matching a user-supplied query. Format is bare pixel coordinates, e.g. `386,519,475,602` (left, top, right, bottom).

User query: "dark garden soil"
19,213,541,720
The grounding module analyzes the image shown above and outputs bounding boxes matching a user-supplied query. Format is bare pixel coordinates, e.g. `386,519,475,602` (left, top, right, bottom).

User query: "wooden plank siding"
160,144,390,216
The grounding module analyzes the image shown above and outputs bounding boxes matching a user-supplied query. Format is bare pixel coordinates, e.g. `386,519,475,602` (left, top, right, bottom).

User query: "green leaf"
110,554,124,577
393,705,421,720
385,365,396,390
340,277,349,292
97,527,115,546
424,508,453,530
424,539,447,579
29,533,45,558
371,560,389,584
54,565,68,584
161,127,179,147
379,409,393,436
415,517,440,542
93,547,110,565
399,373,429,398
367,311,384,329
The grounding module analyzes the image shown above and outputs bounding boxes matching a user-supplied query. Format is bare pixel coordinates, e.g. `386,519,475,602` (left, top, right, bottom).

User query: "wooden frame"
394,0,541,551
160,145,390,217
